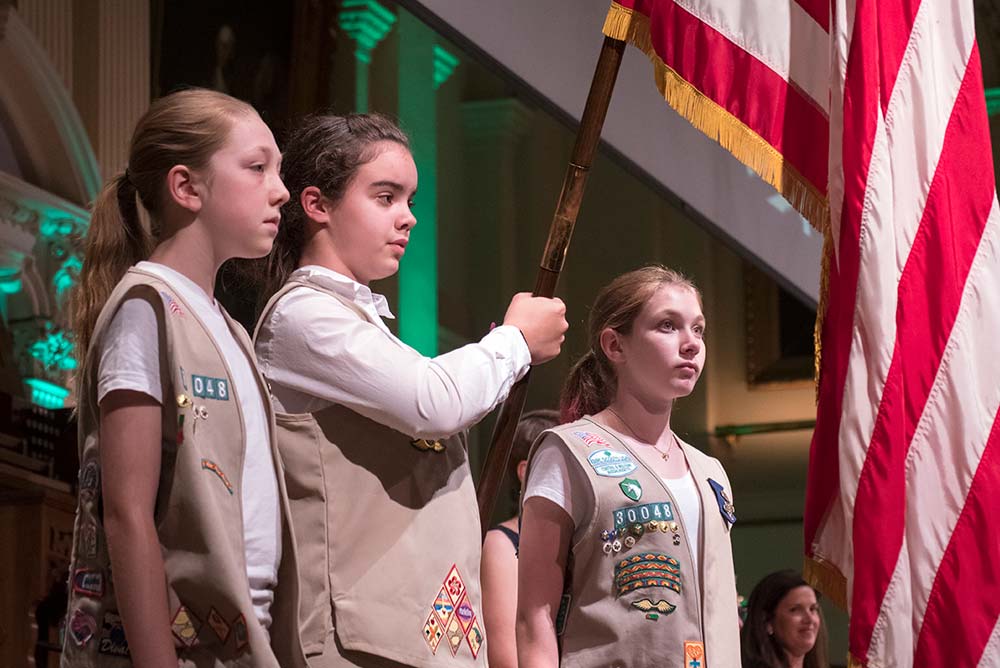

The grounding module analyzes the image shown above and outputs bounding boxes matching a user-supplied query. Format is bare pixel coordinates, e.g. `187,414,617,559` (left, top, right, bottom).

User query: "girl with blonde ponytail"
64,89,306,668
517,265,741,667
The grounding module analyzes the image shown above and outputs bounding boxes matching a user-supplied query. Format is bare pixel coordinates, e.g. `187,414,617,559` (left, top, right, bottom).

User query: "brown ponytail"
559,265,701,422
71,88,257,362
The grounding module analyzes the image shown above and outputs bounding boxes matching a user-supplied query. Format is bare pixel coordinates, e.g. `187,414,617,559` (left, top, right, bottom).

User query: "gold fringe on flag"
848,655,865,668
803,555,847,611
602,2,830,234
814,225,834,396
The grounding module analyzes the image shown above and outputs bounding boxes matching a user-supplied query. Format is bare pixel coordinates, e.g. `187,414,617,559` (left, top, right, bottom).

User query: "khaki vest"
524,419,741,668
255,278,487,667
62,268,306,668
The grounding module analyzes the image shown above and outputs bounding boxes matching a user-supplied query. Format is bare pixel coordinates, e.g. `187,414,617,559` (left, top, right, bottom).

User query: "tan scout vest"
524,419,741,668
255,278,487,667
62,268,306,668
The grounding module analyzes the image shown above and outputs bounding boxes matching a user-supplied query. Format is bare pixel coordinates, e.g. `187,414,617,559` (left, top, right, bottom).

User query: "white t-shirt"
255,265,532,437
97,261,281,630
524,432,703,570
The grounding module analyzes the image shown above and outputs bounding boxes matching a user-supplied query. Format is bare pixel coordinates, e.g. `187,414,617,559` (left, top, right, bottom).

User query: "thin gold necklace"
607,407,673,462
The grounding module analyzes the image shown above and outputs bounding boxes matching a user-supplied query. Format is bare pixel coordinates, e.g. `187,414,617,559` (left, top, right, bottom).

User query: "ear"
516,459,529,487
166,165,202,213
599,326,626,365
301,186,332,225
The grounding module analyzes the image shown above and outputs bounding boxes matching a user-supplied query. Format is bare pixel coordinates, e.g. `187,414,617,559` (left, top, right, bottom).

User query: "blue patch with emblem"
613,502,675,529
708,478,737,526
586,449,637,477
192,374,229,401
98,612,129,657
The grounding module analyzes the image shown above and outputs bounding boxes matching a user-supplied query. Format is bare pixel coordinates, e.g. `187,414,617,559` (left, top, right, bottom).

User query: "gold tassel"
602,2,830,233
814,225,834,399
803,555,847,610
848,654,866,668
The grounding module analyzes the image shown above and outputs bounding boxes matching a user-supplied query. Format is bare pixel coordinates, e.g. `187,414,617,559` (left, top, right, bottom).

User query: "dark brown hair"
559,265,701,422
510,409,561,480
741,570,829,668
263,112,410,299
72,88,257,359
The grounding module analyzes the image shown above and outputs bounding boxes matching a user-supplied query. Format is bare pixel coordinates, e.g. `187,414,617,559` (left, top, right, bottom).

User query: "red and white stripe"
807,0,1000,665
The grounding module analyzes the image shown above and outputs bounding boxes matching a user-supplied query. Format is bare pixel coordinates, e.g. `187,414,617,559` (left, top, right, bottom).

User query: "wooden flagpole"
478,35,627,536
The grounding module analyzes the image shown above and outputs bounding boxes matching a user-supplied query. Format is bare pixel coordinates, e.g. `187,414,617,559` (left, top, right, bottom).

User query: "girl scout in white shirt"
253,113,568,668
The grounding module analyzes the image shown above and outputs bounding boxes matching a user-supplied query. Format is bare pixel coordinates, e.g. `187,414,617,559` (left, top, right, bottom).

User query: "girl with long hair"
517,265,741,667
253,112,567,667
64,88,305,667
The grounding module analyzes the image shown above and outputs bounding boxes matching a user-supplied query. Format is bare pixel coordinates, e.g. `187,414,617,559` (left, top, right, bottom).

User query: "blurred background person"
742,570,828,668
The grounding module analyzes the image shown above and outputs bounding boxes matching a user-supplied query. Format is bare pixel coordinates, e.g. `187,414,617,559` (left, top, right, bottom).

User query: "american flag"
604,0,1000,665
160,291,185,317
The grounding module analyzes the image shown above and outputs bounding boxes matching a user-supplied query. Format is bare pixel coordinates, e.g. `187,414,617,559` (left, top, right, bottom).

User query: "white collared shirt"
255,265,531,439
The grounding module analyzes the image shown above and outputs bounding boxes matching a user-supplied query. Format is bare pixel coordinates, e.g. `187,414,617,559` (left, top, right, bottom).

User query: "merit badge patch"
613,502,674,529
708,478,737,526
170,605,201,648
98,612,129,657
424,565,481,657
684,640,705,668
619,477,642,501
573,430,611,448
586,449,637,477
201,459,234,495
423,611,444,653
72,568,104,598
445,615,464,656
192,374,229,401
232,613,249,651
207,607,230,643
466,616,484,659
79,519,99,559
614,553,682,597
69,608,97,647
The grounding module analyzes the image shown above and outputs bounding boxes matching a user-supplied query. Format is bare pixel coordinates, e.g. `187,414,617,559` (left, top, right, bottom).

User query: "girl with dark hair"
741,571,828,668
517,265,741,667
481,408,560,668
253,113,567,668
65,89,305,667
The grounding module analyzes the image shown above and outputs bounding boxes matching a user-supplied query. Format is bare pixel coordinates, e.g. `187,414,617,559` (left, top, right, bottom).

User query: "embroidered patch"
423,611,444,653
72,568,104,598
98,612,129,657
586,449,637,477
573,430,611,447
466,616,484,659
631,598,677,616
614,553,682,597
79,460,100,501
433,587,455,626
708,478,737,525
613,502,674,529
192,374,229,401
201,459,234,495
424,565,481,657
445,615,464,656
619,477,642,501
79,519,98,559
160,291,185,317
444,564,467,604
232,613,248,651
170,605,201,647
206,607,230,642
455,593,475,634
69,608,97,647
685,640,705,668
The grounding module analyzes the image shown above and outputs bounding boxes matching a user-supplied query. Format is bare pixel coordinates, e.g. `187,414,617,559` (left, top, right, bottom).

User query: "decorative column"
339,0,395,113
396,10,457,355
71,0,150,178
460,99,532,316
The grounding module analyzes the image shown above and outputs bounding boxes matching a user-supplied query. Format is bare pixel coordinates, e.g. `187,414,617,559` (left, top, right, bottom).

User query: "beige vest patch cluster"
62,269,305,668
256,278,487,667
525,419,741,668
